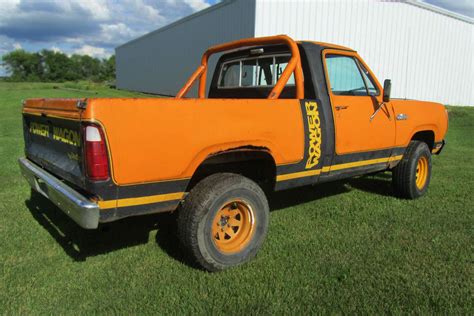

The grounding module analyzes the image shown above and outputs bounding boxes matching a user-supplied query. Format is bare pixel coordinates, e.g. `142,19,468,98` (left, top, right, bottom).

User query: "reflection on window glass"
219,61,240,87
275,56,295,85
242,59,257,87
326,55,367,96
359,64,378,96
257,57,273,86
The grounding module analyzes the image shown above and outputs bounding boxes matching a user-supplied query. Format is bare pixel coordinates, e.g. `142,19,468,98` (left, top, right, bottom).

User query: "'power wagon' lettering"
305,101,322,169
53,127,80,147
29,122,49,137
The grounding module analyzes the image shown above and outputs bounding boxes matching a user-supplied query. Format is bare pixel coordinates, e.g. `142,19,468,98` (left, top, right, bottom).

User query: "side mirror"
383,79,391,102
370,79,391,122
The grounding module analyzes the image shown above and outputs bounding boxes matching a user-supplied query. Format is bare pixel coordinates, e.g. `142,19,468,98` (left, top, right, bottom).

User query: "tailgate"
22,99,85,187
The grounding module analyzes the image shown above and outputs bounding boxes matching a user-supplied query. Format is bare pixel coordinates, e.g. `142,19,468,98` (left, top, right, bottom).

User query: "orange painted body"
390,99,448,147
83,98,304,185
323,49,394,154
22,35,448,201
322,49,448,155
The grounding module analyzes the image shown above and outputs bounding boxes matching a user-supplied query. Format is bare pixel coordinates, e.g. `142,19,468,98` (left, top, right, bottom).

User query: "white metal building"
116,0,474,105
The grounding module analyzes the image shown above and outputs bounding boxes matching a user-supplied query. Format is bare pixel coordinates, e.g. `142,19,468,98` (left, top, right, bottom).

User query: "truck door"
323,50,395,155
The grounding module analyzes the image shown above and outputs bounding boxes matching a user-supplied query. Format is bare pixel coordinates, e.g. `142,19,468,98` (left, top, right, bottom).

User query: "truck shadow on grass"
345,172,394,197
26,190,172,262
25,172,394,263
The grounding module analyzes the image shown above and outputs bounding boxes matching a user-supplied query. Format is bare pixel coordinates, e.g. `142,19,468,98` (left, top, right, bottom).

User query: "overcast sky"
0,0,472,76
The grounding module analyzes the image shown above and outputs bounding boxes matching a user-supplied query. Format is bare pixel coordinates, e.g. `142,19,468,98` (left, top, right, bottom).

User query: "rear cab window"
218,54,295,89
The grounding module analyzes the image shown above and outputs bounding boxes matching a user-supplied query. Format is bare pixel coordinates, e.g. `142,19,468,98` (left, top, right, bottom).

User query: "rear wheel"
392,141,432,199
177,173,269,271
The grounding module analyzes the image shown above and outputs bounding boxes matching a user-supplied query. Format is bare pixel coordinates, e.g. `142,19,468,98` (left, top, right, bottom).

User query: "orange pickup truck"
20,35,447,271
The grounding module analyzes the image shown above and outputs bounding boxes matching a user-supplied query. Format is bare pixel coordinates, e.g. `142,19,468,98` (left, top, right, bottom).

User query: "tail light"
84,124,109,181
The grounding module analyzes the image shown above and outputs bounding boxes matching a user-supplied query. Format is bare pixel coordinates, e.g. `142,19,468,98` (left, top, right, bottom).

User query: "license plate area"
23,113,84,186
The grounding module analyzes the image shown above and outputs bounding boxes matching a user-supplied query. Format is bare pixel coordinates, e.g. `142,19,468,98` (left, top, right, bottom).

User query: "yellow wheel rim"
415,156,429,190
211,200,255,254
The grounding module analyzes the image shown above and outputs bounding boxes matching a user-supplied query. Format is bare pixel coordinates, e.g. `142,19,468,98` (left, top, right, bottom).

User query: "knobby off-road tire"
392,141,432,199
177,173,269,272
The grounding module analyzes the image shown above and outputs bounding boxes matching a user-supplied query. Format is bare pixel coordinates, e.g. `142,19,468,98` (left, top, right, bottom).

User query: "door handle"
335,105,348,111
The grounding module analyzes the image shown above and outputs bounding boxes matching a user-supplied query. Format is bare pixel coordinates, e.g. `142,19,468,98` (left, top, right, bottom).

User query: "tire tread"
392,141,431,199
177,173,268,271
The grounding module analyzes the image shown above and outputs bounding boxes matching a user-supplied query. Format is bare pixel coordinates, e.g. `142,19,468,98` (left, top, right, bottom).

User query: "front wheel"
392,141,432,199
177,173,269,271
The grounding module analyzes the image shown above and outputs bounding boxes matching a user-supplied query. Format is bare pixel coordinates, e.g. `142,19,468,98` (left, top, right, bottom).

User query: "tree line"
1,49,115,82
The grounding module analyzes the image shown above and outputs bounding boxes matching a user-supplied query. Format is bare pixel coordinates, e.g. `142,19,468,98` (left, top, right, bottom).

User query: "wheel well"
186,150,276,193
411,131,435,151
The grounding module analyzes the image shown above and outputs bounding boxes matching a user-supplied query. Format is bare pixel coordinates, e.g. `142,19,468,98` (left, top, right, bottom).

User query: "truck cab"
20,35,448,271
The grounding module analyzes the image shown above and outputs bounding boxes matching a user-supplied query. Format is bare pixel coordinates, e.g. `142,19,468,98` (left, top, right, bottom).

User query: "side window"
358,62,379,96
325,55,368,96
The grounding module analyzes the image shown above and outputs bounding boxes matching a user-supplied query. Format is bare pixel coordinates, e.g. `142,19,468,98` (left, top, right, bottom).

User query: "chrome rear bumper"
19,158,99,229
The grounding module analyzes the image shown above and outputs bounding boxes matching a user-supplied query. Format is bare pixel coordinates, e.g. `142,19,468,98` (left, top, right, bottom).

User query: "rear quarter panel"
83,98,304,185
391,99,448,147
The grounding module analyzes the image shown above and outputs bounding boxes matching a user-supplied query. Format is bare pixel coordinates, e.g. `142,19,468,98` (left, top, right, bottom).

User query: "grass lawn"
0,82,472,314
